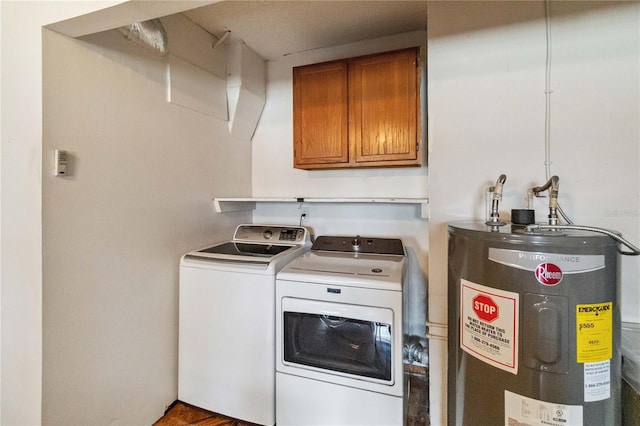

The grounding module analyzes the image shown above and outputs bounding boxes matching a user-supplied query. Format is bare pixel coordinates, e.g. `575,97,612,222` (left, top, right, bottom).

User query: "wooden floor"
154,368,429,425
153,402,256,426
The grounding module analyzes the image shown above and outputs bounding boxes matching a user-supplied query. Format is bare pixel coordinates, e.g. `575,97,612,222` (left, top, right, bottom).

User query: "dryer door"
281,297,394,385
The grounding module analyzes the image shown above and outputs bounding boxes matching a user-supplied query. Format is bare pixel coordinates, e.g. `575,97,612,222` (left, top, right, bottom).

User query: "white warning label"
460,279,519,374
505,390,583,426
584,360,610,402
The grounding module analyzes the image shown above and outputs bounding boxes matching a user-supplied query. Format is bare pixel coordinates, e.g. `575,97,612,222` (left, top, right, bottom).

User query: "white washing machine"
275,235,406,426
178,224,311,425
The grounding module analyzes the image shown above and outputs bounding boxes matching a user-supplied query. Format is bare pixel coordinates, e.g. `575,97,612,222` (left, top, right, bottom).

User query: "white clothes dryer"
275,235,406,426
179,224,311,425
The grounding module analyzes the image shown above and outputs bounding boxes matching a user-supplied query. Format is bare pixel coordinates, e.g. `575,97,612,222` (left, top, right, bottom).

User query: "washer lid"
197,241,293,257
277,251,405,290
182,224,311,266
184,241,304,265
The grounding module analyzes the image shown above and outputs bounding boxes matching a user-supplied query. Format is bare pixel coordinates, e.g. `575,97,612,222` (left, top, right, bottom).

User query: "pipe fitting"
530,176,560,226
485,174,507,227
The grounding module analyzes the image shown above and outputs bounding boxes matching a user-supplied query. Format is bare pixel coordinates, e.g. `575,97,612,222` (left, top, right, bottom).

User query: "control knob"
351,236,361,250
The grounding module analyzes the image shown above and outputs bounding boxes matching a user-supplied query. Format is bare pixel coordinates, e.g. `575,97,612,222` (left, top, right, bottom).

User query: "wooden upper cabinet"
293,47,421,170
349,49,419,165
293,61,348,167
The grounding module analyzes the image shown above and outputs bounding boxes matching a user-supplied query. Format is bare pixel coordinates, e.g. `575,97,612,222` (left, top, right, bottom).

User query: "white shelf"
213,197,429,219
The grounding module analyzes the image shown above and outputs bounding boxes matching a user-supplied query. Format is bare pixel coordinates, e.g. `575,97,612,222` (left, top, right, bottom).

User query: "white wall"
252,30,429,337
1,3,127,423
427,1,639,424
41,17,251,426
252,31,428,199
1,1,236,425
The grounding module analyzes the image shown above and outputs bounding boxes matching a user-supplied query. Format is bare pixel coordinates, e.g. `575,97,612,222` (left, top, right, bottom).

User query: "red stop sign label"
473,294,499,322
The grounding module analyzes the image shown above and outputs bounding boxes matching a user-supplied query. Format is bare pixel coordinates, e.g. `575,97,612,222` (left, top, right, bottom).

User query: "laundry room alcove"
213,196,433,425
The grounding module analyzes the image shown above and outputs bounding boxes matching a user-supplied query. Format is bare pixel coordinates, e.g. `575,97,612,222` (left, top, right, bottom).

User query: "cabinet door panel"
293,62,348,167
349,48,418,164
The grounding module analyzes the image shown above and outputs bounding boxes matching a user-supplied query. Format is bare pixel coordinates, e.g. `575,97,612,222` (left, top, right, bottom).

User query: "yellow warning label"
576,302,612,363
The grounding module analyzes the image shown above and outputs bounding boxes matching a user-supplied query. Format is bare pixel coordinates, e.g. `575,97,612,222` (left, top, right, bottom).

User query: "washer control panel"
311,235,405,255
234,225,309,243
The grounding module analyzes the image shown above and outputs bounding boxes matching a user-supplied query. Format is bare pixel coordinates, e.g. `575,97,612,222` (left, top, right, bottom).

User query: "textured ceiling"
183,1,427,60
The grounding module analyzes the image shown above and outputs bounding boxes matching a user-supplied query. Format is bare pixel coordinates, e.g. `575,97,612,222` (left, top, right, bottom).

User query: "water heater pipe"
541,2,574,226
485,174,507,226
531,175,560,226
544,0,553,180
525,223,640,256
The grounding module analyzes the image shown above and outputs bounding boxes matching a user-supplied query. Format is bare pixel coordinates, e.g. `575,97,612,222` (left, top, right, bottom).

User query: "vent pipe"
118,19,168,56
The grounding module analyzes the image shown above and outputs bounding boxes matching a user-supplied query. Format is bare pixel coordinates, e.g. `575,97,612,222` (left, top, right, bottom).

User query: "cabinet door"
349,48,420,166
293,61,348,168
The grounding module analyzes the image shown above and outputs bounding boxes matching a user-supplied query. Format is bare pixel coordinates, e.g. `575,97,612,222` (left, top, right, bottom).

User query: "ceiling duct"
118,19,168,56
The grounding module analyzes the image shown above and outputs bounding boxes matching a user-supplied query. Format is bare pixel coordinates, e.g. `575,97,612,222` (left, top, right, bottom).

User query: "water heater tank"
448,222,620,426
